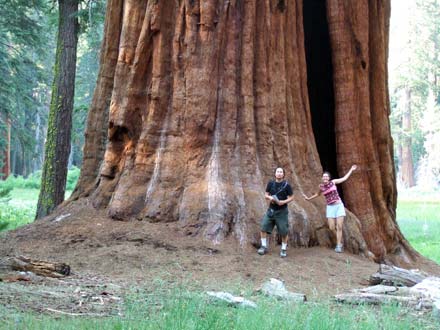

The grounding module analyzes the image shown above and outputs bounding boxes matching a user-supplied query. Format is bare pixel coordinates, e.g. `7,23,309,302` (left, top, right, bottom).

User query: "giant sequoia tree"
71,0,418,265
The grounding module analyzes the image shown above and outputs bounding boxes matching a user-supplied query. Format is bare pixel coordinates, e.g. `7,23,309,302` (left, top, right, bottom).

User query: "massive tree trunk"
71,0,419,265
36,0,79,219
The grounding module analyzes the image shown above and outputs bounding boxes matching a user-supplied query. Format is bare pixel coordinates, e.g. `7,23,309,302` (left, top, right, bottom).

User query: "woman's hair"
322,171,332,179
274,167,285,178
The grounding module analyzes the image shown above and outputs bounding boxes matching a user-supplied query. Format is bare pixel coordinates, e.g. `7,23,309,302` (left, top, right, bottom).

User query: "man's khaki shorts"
260,208,289,236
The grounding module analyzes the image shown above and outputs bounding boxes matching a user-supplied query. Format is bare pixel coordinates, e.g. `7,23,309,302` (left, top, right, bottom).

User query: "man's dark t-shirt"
266,180,293,210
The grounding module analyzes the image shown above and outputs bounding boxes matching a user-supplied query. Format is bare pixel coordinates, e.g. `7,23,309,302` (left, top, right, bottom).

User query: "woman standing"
303,165,357,253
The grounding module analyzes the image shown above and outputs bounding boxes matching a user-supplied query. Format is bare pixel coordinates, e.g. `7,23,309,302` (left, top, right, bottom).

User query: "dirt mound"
1,199,439,315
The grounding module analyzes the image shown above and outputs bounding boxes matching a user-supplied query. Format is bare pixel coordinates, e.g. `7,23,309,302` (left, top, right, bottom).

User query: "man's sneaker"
280,249,287,258
335,244,343,253
257,246,268,255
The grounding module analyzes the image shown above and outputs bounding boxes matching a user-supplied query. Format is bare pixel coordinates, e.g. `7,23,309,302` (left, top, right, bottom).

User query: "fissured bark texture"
72,0,419,265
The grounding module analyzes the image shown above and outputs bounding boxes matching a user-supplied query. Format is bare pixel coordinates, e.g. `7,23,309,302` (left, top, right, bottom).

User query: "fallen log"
369,264,427,287
336,271,440,313
0,256,70,278
334,292,433,309
356,284,398,295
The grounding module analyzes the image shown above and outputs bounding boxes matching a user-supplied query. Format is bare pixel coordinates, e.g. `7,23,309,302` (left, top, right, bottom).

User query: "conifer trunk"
36,0,79,219
0,115,10,180
400,87,415,187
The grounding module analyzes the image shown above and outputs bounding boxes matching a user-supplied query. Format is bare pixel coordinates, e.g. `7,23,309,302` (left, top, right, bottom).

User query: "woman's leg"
328,218,336,236
336,216,344,246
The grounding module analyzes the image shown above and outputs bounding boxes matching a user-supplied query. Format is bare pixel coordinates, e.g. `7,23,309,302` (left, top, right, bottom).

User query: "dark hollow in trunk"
303,0,338,180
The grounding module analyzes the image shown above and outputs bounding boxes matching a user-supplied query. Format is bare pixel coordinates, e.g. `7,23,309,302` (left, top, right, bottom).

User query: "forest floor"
0,198,439,317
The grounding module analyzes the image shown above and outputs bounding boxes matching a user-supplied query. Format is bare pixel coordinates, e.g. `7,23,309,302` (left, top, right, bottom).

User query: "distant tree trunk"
400,87,415,187
36,0,79,219
34,113,41,173
0,115,10,180
11,144,17,175
71,0,420,265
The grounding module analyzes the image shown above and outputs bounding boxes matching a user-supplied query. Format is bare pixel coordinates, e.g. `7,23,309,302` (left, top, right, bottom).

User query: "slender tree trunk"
11,144,16,175
0,115,10,180
36,0,79,219
34,113,41,173
70,0,420,265
401,87,415,187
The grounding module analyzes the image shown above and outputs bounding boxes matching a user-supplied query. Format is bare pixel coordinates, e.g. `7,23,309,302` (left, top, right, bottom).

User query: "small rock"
432,300,440,320
53,213,71,222
259,278,306,302
206,291,257,308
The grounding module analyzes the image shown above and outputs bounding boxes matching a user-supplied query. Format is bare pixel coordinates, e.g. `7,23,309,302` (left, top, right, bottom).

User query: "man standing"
258,167,294,257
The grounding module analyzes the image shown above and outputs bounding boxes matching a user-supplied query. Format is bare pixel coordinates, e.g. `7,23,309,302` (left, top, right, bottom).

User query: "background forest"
0,0,105,176
389,0,440,190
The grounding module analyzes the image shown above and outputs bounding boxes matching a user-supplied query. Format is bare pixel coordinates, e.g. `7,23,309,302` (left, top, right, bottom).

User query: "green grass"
396,200,440,222
0,288,437,330
397,199,440,263
0,187,72,232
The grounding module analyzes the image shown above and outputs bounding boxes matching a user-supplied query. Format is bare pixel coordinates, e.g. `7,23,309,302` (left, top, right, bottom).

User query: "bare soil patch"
1,199,439,316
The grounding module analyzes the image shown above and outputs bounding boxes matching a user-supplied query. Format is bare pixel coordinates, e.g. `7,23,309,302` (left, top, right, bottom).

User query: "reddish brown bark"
70,0,419,265
0,116,10,180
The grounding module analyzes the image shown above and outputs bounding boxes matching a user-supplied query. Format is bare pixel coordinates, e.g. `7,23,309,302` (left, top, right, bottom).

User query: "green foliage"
0,172,41,190
0,204,35,232
0,185,13,230
0,185,35,231
0,167,79,191
66,166,80,191
0,178,37,231
0,169,77,230
0,185,12,200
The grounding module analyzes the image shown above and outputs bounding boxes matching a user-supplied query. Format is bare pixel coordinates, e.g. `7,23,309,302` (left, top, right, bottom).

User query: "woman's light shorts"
326,202,346,218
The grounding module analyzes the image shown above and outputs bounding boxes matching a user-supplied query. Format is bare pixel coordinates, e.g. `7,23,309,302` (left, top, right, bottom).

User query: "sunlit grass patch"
396,198,440,263
0,188,72,233
397,217,440,263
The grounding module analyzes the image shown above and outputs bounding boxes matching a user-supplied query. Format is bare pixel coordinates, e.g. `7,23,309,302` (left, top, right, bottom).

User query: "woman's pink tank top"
319,181,341,205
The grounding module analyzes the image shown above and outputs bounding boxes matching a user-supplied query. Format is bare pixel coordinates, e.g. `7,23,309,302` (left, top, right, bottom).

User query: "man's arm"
265,191,274,202
276,194,294,206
